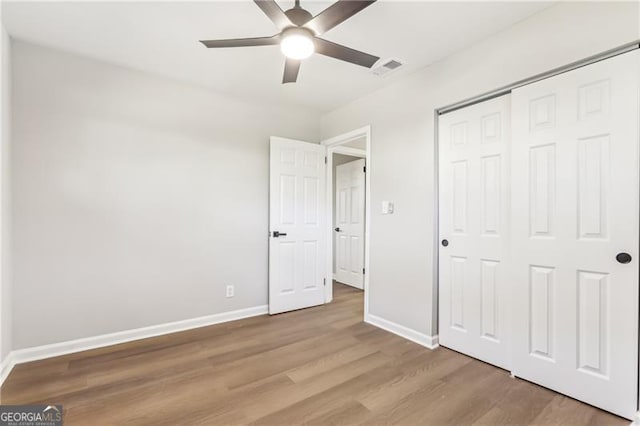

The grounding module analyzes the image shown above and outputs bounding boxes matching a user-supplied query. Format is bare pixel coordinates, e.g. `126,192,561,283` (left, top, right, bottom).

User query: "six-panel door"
439,95,511,370
335,159,365,289
269,137,326,314
510,51,639,419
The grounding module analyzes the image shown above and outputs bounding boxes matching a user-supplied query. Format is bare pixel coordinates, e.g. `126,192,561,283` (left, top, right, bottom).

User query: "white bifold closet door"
439,95,511,370
510,50,639,419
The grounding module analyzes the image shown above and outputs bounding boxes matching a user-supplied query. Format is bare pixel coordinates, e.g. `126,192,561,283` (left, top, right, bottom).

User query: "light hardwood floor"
1,282,626,425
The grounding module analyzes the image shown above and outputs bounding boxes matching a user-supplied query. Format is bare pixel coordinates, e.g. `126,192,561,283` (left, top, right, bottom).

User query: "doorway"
333,154,365,289
322,126,371,318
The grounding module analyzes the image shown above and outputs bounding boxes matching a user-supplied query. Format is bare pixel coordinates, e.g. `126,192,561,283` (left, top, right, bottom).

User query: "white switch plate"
381,201,394,214
226,285,234,298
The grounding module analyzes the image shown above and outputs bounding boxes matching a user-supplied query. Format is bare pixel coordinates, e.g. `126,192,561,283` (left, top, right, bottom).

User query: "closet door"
511,50,639,419
439,95,511,369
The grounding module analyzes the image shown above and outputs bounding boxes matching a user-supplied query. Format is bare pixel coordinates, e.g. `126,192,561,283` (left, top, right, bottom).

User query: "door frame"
321,126,371,317
434,42,640,419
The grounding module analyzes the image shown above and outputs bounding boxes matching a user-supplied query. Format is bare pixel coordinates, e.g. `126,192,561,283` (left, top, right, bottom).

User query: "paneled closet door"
439,95,511,370
510,50,639,420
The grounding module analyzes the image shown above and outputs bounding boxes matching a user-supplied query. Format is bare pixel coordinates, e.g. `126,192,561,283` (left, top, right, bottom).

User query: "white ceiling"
2,1,553,112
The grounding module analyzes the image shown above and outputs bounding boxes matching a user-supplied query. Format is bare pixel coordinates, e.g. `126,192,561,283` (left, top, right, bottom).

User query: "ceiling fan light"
280,32,314,60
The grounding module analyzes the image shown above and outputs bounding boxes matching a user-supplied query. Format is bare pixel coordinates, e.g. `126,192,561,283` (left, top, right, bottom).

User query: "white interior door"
510,50,639,419
438,95,511,369
335,159,365,289
269,137,326,314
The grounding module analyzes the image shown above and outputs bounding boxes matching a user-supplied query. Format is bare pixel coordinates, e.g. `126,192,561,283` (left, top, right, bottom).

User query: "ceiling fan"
200,0,380,84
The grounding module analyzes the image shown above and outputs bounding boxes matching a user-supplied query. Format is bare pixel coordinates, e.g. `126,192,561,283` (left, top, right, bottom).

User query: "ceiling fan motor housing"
282,26,314,40
285,7,313,27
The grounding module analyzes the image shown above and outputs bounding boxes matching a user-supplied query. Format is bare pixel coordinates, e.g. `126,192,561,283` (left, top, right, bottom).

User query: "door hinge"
363,268,365,274
323,278,326,286
324,156,327,164
363,166,366,173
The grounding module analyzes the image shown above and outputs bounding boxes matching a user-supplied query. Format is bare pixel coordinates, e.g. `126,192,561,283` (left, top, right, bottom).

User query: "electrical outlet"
226,285,234,298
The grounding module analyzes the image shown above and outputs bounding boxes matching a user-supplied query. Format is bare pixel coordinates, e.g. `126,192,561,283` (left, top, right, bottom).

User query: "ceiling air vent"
372,58,404,77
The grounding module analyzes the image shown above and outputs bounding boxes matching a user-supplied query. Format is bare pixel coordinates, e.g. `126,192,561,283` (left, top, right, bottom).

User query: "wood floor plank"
233,351,391,423
529,394,625,426
357,348,472,412
472,378,557,425
286,343,379,383
0,282,627,425
250,357,399,425
304,400,372,426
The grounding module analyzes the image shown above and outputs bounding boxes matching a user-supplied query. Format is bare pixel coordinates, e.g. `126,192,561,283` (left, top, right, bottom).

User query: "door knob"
272,231,287,238
616,252,632,264
334,227,341,232
442,239,449,247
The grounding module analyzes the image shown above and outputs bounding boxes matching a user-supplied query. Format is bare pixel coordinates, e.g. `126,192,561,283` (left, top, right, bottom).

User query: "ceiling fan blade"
304,0,376,35
200,35,280,48
314,38,379,68
282,58,301,84
254,0,293,30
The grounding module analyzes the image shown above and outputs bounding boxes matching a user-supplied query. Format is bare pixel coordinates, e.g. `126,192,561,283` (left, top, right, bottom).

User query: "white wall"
0,12,12,362
320,1,639,337
11,41,320,350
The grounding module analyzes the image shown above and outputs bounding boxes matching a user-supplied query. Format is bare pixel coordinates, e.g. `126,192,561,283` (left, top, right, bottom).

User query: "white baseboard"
0,351,16,386
365,313,439,350
0,304,268,386
631,411,640,425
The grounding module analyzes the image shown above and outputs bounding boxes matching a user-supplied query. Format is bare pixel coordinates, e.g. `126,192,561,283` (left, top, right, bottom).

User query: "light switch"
381,201,394,214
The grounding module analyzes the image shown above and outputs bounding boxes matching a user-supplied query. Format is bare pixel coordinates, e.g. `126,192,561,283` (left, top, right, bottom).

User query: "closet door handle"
616,252,632,264
441,239,449,247
272,231,287,238
334,227,341,232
